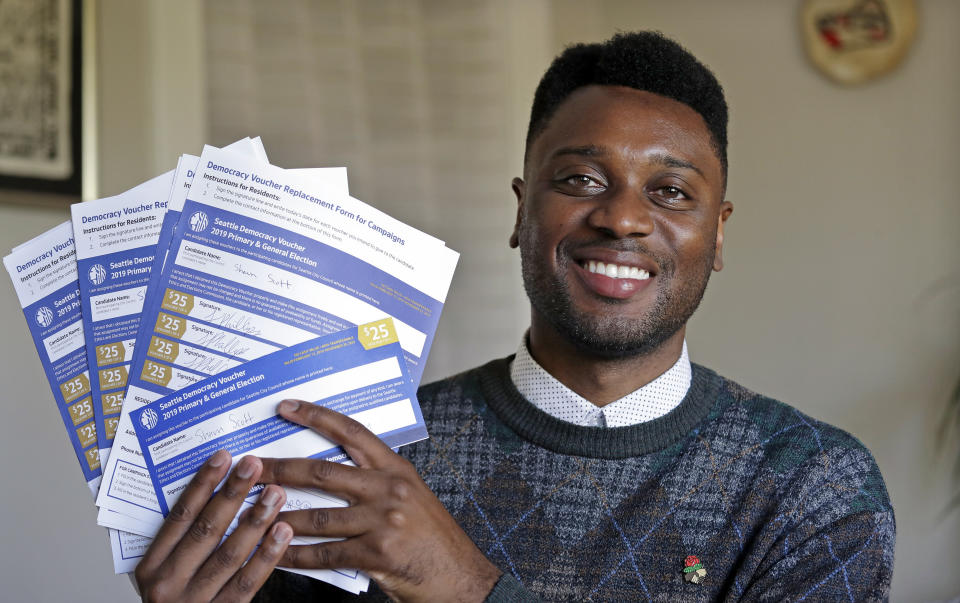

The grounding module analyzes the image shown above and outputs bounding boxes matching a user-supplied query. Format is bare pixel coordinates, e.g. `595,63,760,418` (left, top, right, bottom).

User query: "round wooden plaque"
802,0,917,85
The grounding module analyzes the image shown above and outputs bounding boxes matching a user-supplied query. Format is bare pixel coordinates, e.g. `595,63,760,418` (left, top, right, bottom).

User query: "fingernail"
266,523,293,554
208,450,229,467
236,456,257,479
261,487,281,508
273,522,293,543
278,399,299,413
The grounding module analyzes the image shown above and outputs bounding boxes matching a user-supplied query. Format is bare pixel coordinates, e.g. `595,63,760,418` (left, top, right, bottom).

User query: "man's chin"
550,315,681,360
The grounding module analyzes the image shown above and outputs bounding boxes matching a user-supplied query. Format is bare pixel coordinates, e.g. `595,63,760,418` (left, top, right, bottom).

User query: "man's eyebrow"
549,147,705,178
650,153,704,178
550,145,607,160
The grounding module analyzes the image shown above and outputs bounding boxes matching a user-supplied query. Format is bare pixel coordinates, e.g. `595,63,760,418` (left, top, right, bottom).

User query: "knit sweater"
255,357,895,601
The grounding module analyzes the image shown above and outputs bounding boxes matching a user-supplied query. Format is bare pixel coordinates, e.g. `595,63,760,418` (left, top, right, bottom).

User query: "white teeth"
583,261,650,280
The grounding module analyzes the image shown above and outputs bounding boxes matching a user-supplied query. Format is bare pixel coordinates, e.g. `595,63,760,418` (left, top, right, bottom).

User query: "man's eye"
566,175,597,186
658,186,686,199
648,185,692,206
558,175,605,193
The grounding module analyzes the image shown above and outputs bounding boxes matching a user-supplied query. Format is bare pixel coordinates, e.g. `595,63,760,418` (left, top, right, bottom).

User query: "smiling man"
511,81,730,406
135,32,895,602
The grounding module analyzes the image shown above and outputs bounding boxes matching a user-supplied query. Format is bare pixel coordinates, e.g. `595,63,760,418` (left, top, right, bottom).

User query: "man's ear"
509,177,525,248
713,200,734,271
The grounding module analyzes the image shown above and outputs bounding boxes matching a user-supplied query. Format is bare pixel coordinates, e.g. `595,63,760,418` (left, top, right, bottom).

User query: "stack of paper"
4,137,459,594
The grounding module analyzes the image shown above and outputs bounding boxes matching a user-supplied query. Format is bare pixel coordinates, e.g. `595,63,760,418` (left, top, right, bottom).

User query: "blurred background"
1,0,957,600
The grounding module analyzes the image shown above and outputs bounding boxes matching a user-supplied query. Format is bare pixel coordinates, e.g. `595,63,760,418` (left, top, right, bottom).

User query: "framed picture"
0,0,82,197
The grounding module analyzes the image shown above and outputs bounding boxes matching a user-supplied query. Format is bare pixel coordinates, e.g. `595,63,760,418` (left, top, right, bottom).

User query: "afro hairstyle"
525,31,728,178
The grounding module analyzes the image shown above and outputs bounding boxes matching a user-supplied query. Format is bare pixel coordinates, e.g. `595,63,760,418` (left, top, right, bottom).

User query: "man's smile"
570,257,656,300
566,244,659,300
581,260,650,281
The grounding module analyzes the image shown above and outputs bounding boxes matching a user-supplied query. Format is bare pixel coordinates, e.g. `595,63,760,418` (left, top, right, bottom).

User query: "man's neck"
526,321,686,407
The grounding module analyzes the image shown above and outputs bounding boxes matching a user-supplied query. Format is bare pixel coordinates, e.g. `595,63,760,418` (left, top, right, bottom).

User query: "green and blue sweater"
256,357,895,601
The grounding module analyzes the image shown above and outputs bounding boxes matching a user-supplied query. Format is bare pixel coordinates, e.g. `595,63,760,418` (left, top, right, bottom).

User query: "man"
134,32,895,601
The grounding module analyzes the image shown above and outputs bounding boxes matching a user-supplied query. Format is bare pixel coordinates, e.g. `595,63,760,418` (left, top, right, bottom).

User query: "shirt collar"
509,336,692,428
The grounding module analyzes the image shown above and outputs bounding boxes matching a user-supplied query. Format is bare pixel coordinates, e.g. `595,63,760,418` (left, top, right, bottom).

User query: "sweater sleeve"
485,573,540,603
739,509,895,601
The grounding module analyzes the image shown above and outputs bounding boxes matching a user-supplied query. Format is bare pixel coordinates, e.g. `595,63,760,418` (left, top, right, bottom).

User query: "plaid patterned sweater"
256,357,895,602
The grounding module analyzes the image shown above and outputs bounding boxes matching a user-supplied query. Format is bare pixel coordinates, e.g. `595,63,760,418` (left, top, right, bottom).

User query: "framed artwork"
0,0,82,196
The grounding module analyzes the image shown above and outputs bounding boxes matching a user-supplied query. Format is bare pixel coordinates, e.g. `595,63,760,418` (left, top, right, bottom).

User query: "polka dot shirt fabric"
509,338,692,428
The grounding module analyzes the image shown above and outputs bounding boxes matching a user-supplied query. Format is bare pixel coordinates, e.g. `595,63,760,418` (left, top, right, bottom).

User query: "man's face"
512,85,732,358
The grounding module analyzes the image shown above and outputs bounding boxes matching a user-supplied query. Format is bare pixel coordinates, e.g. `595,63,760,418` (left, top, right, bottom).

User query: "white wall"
0,1,956,601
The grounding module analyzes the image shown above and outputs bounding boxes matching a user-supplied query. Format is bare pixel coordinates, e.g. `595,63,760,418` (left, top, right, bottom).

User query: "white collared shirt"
509,338,692,428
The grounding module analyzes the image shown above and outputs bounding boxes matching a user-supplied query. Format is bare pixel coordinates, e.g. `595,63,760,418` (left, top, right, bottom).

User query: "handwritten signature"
197,308,264,337
194,425,225,444
177,353,234,375
228,411,256,430
267,273,293,290
192,329,255,359
234,263,258,278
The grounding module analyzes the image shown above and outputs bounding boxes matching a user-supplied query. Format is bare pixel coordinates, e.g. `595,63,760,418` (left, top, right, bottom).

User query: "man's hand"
259,399,502,602
134,451,293,602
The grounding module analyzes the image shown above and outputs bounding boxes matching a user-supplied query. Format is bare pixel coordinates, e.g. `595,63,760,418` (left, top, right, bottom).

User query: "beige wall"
0,1,956,601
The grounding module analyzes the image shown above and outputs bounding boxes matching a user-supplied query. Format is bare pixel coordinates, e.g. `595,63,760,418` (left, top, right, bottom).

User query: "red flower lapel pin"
683,555,707,584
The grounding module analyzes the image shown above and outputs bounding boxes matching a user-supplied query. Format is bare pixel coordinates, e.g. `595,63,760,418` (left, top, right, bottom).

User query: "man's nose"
585,187,654,238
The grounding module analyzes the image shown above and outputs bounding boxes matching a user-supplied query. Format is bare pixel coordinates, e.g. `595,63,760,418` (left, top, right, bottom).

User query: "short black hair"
526,31,728,178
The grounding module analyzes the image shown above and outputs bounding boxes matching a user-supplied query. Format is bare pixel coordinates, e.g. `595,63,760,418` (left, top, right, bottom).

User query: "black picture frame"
0,0,82,198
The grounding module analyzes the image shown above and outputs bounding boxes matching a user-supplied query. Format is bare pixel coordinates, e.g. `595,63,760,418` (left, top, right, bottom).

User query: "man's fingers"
138,449,231,577
213,522,293,603
163,455,263,577
189,485,287,600
258,457,365,501
276,400,392,467
277,505,367,538
279,540,369,572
